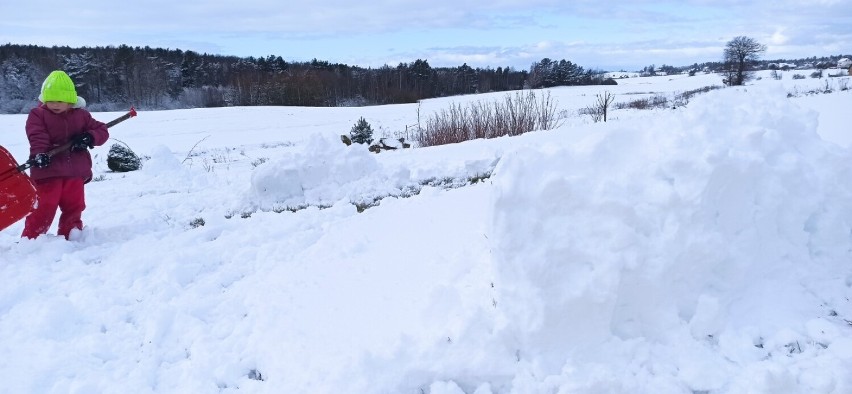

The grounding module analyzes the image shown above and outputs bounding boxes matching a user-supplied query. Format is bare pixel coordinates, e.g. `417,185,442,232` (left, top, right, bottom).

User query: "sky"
1,72,851,393
1,1,851,69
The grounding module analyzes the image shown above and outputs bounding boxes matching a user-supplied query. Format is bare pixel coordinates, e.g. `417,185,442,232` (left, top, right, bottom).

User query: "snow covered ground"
1,70,851,393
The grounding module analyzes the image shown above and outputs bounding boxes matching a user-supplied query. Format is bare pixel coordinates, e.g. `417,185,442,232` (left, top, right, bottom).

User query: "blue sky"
2,0,850,71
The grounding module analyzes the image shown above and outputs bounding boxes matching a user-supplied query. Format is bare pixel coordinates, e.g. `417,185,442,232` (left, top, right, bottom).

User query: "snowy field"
1,69,852,393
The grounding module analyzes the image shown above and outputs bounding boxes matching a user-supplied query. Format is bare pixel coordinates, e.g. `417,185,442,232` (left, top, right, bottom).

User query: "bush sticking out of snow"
106,143,142,172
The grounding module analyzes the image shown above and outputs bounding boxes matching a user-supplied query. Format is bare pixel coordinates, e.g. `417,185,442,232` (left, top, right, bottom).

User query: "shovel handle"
16,107,137,172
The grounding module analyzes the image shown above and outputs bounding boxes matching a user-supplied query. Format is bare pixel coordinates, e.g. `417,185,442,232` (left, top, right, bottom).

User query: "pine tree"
349,117,374,145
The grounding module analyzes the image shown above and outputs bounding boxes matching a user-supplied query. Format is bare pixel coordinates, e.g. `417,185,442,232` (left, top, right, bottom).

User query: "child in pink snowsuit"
22,70,109,239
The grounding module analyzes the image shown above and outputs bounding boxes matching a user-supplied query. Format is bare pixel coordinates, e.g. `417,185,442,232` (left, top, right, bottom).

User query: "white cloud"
770,28,790,45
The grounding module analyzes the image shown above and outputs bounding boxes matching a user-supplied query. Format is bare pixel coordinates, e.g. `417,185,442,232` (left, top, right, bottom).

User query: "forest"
0,44,611,114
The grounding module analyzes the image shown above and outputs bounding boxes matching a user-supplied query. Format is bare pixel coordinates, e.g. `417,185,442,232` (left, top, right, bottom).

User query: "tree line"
0,44,612,114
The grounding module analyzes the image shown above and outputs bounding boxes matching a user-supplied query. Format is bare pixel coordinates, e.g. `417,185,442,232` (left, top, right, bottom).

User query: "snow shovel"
0,107,137,232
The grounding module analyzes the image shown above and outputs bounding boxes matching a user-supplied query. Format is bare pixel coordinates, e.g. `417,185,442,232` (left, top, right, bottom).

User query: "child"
21,70,109,240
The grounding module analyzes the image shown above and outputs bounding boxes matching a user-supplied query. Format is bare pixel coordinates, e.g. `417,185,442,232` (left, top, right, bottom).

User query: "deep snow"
1,70,851,393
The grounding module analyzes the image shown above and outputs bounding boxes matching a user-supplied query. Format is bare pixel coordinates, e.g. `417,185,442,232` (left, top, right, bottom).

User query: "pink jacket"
26,105,109,182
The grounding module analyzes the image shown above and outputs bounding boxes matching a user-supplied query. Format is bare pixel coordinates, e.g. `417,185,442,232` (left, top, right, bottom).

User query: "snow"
1,71,852,393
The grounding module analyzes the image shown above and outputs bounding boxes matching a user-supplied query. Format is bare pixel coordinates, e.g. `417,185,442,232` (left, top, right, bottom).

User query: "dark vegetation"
0,44,614,113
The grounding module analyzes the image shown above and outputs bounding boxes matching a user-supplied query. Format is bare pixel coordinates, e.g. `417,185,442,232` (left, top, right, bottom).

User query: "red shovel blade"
0,146,37,232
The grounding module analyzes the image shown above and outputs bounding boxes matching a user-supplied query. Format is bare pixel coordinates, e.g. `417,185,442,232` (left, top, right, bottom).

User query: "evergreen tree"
0,55,43,113
410,59,432,98
181,50,203,88
349,117,374,144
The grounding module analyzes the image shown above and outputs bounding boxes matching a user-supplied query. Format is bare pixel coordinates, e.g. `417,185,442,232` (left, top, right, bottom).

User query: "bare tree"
723,36,766,86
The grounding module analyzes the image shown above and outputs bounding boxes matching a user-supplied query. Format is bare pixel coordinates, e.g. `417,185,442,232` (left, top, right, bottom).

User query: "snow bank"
247,134,500,211
486,85,852,392
249,135,384,208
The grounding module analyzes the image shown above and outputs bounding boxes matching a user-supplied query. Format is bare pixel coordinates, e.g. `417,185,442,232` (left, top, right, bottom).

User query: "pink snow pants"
21,177,85,240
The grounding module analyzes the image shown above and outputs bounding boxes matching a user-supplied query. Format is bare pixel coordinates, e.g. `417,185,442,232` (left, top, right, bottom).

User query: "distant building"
604,72,639,79
768,62,796,70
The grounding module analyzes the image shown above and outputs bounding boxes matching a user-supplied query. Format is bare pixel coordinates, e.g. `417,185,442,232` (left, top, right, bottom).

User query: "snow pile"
485,86,852,392
249,135,385,208
248,134,499,211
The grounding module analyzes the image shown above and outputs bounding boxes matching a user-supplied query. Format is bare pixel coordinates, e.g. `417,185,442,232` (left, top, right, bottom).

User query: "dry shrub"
613,85,723,111
416,91,561,147
614,94,669,110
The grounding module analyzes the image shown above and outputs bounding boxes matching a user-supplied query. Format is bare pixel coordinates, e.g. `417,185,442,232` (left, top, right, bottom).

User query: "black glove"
71,132,94,152
32,153,51,168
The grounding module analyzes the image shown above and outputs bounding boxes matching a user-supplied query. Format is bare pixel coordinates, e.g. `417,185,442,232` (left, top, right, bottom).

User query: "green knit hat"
40,71,78,104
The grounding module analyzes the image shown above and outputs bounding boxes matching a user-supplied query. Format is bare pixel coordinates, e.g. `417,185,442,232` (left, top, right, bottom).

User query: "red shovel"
0,107,137,232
